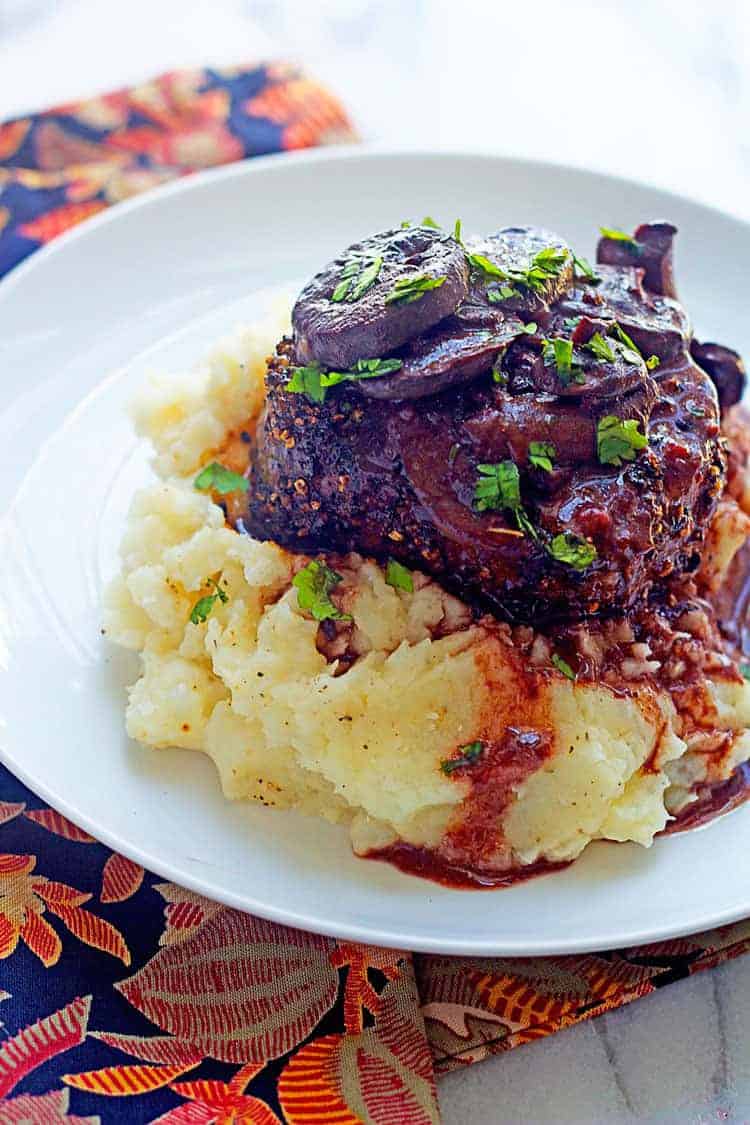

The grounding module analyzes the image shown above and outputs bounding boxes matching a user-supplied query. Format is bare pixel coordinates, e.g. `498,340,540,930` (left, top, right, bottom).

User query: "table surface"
2,1,750,1120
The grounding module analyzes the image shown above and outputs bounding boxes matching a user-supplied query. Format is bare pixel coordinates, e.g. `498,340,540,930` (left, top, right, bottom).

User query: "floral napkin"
1,64,749,1124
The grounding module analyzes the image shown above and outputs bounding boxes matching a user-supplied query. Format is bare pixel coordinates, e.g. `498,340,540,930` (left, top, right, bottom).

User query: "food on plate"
104,219,750,887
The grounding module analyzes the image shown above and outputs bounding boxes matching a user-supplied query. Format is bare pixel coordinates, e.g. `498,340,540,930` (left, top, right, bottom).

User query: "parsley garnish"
542,337,585,385
474,461,538,539
487,284,521,303
453,218,463,243
572,252,600,283
584,332,616,363
286,362,328,403
467,252,507,280
194,462,249,494
321,357,403,389
287,358,402,403
292,560,352,623
385,274,447,305
470,245,569,297
563,316,581,332
331,256,383,303
583,322,659,371
421,216,440,228
385,558,413,593
441,741,484,774
528,440,555,472
597,415,648,466
189,577,228,625
552,653,575,680
600,226,640,252
612,323,642,365
548,532,597,570
474,461,521,512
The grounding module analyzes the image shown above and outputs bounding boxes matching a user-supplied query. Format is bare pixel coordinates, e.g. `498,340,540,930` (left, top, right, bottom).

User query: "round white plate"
1,147,749,956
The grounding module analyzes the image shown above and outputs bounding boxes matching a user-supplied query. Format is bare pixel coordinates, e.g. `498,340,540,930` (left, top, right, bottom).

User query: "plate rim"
3,144,750,955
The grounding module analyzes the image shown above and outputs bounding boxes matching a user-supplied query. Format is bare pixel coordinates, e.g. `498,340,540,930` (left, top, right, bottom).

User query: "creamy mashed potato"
103,307,750,873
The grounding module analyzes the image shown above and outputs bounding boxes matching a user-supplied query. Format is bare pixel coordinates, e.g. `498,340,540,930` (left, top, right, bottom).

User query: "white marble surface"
439,959,750,1124
2,1,750,1121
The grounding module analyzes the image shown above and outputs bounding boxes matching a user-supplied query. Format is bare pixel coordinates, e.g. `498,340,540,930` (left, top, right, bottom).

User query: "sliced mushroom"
292,225,469,369
461,227,574,320
596,221,678,298
690,340,746,412
501,316,648,401
358,315,524,401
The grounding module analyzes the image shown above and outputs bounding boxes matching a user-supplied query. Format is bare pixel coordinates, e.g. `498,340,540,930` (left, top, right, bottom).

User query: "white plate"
1,147,749,956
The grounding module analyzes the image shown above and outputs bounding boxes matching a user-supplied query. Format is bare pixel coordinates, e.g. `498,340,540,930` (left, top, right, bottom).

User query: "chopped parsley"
474,461,538,539
563,316,581,332
467,252,507,280
470,244,569,298
597,414,648,466
194,462,249,494
189,577,228,625
528,440,555,473
524,246,569,293
441,741,484,775
548,532,597,570
286,362,328,403
385,273,447,305
542,337,585,385
385,558,414,593
572,252,600,283
599,226,640,252
421,215,440,228
487,284,521,303
331,256,383,302
552,653,575,680
292,560,352,623
584,332,616,363
321,357,403,389
474,460,521,512
287,357,402,403
583,322,659,370
612,322,642,365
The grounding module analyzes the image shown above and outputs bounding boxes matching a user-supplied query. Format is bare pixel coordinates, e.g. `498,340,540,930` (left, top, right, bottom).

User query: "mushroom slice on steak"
359,314,525,401
597,221,678,298
592,265,689,363
462,226,575,321
501,316,648,402
690,340,747,413
292,225,469,370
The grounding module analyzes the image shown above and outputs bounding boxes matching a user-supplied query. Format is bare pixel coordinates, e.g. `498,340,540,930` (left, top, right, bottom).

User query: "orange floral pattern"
0,62,357,276
2,62,750,1125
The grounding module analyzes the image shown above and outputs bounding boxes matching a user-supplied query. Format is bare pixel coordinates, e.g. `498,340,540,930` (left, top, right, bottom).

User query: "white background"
1,1,749,1121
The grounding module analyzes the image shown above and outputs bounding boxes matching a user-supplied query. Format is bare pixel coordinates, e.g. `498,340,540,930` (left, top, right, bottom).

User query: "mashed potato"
103,306,750,875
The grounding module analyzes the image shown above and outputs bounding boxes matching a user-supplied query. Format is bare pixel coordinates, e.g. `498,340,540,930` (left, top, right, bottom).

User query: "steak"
241,222,741,624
